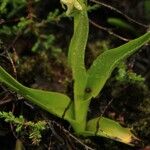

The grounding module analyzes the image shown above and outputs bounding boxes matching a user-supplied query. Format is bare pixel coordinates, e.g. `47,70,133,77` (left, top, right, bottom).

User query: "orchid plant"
0,0,150,146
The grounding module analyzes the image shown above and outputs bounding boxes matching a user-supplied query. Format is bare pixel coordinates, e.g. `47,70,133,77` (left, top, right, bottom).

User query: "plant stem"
73,99,90,133
69,0,89,132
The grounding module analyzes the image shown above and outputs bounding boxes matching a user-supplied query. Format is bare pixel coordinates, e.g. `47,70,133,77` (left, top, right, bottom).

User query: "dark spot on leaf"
85,88,92,93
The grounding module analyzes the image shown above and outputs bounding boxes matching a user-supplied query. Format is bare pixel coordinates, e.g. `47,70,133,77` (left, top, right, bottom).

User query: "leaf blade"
86,117,139,145
85,32,150,99
68,9,89,100
0,66,74,121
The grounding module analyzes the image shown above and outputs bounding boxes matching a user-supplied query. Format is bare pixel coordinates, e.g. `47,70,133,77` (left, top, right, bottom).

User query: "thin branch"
89,19,131,42
5,50,17,78
4,31,21,79
50,121,95,150
90,0,149,28
101,99,114,117
0,97,12,105
95,99,114,135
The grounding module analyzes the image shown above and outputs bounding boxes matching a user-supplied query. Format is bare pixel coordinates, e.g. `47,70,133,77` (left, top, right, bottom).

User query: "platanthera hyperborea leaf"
67,4,89,129
86,117,139,145
84,32,150,100
68,9,89,100
0,66,74,121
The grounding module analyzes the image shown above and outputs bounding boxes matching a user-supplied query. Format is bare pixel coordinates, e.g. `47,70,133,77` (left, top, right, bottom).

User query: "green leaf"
67,3,89,131
24,88,74,120
85,32,150,99
68,9,89,100
85,117,139,145
0,66,74,121
107,18,136,33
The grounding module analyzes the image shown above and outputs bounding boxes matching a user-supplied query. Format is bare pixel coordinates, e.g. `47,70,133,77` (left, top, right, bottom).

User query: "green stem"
73,99,90,133
69,3,89,132
72,1,89,132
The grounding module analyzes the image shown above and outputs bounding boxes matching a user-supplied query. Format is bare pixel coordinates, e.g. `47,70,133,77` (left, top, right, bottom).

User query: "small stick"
89,19,131,42
95,99,114,135
90,0,149,28
50,121,95,150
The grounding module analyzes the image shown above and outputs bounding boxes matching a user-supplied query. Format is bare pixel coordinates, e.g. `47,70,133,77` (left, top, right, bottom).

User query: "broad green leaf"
86,117,139,145
0,66,74,121
68,8,89,100
85,32,150,99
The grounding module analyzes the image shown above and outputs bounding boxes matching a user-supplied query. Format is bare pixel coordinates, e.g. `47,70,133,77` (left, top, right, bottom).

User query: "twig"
0,18,20,25
4,31,21,78
90,0,149,28
89,19,131,42
101,99,114,117
5,49,17,78
0,93,13,105
0,98,12,105
6,31,21,51
50,121,95,150
10,103,18,139
95,98,114,135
